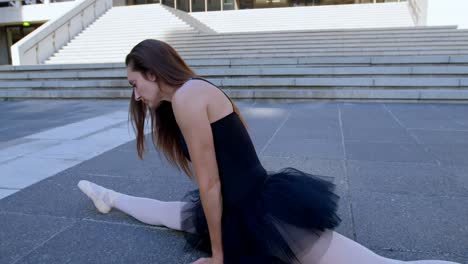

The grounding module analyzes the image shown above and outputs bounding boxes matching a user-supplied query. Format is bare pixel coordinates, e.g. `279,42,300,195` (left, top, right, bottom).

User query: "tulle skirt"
180,167,342,264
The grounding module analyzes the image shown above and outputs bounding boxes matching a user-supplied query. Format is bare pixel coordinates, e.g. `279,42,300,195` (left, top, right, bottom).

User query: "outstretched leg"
297,230,395,264
299,230,460,264
78,180,189,232
407,262,460,264
113,193,187,231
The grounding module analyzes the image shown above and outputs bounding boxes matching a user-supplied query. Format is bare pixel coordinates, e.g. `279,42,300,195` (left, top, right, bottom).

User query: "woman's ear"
147,72,157,82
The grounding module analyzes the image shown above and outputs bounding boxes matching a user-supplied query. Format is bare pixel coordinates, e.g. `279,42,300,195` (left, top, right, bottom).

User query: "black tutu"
180,167,341,264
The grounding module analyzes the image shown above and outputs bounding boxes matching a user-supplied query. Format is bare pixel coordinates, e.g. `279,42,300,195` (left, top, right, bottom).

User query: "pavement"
0,99,467,264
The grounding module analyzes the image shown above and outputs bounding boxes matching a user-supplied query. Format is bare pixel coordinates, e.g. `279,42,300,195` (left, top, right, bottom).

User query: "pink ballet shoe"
77,180,119,214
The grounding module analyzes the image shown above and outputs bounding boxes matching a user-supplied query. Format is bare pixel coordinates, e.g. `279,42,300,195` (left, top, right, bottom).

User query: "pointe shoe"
77,180,119,214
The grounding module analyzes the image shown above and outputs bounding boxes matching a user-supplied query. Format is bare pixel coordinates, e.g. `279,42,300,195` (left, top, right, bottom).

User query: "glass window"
208,0,221,11
177,0,189,11
239,0,254,9
162,0,175,7
223,0,235,10
192,0,205,11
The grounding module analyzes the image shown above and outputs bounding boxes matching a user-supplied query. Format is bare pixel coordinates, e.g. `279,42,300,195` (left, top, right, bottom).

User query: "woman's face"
126,67,161,108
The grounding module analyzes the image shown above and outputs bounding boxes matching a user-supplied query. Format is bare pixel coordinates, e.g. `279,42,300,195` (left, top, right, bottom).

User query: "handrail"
11,0,112,65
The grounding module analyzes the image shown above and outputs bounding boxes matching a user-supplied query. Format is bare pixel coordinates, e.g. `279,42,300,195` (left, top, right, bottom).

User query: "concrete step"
59,37,468,49
0,88,131,99
68,30,468,42
4,55,468,70
2,77,467,89
62,36,468,48
47,50,468,63
3,66,468,80
53,50,468,60
57,42,468,54
17,54,468,67
2,87,468,101
4,55,468,101
80,24,192,31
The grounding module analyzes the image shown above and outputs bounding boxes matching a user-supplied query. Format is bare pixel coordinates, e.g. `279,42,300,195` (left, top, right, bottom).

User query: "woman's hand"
191,256,223,264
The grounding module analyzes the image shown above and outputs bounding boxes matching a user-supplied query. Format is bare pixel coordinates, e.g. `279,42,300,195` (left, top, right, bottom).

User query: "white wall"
426,0,468,29
192,2,415,32
0,2,76,25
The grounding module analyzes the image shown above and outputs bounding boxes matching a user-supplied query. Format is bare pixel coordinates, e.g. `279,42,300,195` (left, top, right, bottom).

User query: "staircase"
1,3,468,101
45,4,200,65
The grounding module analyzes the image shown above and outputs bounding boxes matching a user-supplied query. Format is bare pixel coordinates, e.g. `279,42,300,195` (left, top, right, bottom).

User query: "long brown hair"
125,39,248,178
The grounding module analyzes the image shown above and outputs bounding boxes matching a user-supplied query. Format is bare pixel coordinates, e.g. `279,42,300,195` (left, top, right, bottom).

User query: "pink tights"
110,192,460,264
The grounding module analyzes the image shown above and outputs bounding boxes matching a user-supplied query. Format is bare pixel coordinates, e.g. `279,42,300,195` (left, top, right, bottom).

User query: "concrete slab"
425,144,468,167
0,100,128,142
0,170,196,222
448,166,468,196
0,189,19,199
410,130,468,145
0,139,62,164
28,128,134,161
345,141,438,164
0,211,77,264
374,249,468,263
352,191,468,258
384,103,467,130
13,220,191,264
264,138,345,160
25,111,129,140
0,100,466,263
0,156,81,189
346,160,456,196
342,127,416,143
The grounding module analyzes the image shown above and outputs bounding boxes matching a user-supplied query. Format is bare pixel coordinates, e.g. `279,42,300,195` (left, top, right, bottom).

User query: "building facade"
155,0,406,13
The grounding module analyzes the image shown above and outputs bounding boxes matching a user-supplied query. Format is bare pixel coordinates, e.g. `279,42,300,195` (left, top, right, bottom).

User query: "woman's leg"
299,230,460,264
78,180,188,232
113,194,187,231
297,230,395,264
407,262,460,264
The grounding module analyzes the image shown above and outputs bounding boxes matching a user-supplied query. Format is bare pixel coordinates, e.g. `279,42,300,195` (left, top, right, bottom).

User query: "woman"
78,39,460,264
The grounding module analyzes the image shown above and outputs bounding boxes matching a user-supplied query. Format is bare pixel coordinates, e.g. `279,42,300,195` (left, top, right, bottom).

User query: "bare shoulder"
172,79,214,127
173,79,231,124
173,79,211,105
172,79,211,114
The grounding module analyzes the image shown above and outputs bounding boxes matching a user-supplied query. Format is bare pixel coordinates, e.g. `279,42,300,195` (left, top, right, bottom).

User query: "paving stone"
1,100,467,262
0,211,76,264
410,130,468,145
264,138,345,160
0,156,81,189
448,166,468,196
384,103,467,130
345,141,438,164
342,127,416,143
0,100,127,142
14,220,191,264
0,189,19,199
352,191,468,258
346,160,459,196
0,169,196,224
373,249,467,263
425,144,468,167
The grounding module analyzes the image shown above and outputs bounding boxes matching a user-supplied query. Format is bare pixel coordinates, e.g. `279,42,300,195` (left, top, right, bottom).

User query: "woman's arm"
172,86,224,261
